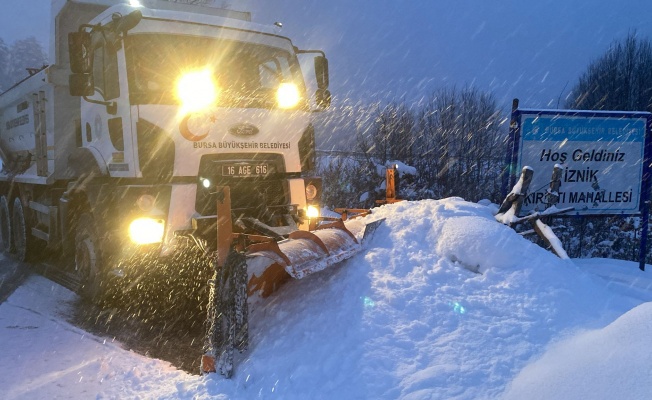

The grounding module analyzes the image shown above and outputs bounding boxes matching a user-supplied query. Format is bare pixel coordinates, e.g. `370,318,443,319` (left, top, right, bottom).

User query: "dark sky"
249,0,652,110
2,0,652,110
0,2,49,48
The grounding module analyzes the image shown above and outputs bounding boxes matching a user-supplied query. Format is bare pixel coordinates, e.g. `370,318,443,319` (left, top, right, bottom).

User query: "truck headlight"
276,82,301,109
128,217,165,245
176,68,217,113
306,205,320,219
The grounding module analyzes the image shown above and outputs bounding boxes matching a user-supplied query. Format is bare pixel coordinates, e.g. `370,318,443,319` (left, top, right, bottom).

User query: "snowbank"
502,302,652,400
1,198,650,399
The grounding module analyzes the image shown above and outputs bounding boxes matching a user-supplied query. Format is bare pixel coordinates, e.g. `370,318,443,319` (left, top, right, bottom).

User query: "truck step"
29,201,51,215
31,227,49,242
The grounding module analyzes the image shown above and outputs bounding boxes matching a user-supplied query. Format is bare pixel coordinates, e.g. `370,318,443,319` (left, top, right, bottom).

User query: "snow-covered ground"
1,198,652,399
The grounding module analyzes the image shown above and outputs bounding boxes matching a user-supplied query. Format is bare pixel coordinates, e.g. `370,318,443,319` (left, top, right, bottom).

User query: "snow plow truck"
0,0,381,375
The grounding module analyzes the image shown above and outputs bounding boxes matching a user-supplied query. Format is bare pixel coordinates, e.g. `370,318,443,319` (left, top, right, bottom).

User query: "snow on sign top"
514,109,651,215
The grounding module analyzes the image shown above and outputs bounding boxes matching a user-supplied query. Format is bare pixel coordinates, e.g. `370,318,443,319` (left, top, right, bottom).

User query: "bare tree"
0,38,9,92
414,86,504,201
318,155,378,209
337,86,505,204
359,102,416,164
560,34,652,263
319,85,505,207
0,36,47,91
566,32,652,111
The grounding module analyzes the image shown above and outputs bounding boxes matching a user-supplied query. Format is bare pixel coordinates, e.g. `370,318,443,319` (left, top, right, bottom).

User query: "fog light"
129,217,165,245
306,205,320,219
136,194,156,212
201,178,211,189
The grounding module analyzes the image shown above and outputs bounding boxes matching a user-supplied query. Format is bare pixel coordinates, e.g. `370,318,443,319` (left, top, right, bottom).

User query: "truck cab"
0,0,331,299
66,1,331,255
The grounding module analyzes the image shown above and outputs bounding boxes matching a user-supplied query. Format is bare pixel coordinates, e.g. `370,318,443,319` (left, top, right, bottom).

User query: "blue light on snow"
450,302,466,314
362,296,375,308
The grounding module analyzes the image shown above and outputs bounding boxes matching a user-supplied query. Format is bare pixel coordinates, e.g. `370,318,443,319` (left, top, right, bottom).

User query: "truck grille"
196,154,290,222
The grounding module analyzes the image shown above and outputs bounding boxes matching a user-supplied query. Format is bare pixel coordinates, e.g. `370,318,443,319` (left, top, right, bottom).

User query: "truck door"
80,36,136,178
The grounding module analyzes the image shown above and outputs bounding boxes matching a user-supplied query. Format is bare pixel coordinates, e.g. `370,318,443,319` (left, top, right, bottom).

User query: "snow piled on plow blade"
246,218,384,301
276,227,361,279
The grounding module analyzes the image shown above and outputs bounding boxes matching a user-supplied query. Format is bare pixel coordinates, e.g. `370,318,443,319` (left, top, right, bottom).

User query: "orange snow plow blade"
202,188,384,376
245,218,383,299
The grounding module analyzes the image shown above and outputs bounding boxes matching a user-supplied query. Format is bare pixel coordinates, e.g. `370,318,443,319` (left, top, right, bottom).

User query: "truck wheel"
75,212,104,302
12,198,32,262
0,196,12,253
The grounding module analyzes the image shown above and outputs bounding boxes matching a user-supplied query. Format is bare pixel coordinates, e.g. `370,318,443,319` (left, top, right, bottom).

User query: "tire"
75,212,104,302
12,198,32,262
0,196,12,254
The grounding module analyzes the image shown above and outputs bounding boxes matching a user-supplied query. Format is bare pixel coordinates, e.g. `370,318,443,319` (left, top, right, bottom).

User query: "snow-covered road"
0,275,191,399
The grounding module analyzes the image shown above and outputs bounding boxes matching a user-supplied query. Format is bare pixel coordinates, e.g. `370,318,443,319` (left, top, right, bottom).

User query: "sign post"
505,101,652,270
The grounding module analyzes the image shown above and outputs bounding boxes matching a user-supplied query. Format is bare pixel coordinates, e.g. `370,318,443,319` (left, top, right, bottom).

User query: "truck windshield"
124,34,305,109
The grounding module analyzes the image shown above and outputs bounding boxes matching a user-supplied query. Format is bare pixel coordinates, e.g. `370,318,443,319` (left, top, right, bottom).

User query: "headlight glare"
129,217,165,245
276,82,301,109
176,68,217,113
306,205,320,219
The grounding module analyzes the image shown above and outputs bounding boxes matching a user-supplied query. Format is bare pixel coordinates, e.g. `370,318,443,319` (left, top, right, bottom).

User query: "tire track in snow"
0,254,30,305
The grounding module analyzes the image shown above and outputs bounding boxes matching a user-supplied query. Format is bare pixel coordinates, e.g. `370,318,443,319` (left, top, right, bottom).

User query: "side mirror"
68,32,92,74
69,73,94,97
314,56,329,90
315,88,331,109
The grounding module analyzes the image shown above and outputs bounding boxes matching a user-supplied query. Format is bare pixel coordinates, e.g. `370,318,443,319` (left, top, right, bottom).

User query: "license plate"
221,163,271,176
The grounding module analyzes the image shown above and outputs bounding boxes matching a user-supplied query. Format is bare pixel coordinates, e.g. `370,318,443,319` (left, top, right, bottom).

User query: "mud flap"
201,247,249,377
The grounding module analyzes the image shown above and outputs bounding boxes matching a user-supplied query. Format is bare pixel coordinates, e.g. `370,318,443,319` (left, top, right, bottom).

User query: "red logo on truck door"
179,113,209,141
